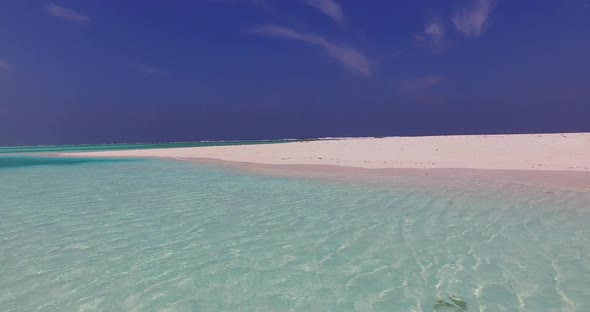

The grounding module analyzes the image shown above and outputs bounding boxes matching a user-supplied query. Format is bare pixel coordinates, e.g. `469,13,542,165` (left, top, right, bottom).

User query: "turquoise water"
0,156,136,170
0,140,293,154
1,157,590,311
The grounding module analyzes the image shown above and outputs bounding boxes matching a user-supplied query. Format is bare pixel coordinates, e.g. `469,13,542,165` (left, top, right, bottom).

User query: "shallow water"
1,157,589,311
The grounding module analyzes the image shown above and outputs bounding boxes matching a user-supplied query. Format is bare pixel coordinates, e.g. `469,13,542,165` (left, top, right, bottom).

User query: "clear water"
1,156,590,311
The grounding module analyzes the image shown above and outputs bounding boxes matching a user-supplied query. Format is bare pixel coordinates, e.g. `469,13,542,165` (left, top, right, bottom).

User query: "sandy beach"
59,133,590,191
61,133,590,171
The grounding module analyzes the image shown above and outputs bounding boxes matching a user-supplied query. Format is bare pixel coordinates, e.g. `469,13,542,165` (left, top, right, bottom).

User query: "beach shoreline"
56,133,590,191
174,158,589,193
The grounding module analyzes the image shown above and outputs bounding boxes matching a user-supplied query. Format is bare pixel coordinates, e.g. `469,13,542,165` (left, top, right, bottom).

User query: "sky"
0,0,589,145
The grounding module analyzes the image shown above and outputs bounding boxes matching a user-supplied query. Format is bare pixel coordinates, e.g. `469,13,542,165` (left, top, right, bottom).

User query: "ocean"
0,140,291,155
1,145,589,311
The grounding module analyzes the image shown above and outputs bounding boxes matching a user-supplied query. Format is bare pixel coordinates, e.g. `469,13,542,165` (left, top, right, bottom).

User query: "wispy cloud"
136,65,162,75
452,0,496,38
251,25,372,77
399,75,443,92
415,19,447,52
45,3,90,24
303,0,344,24
0,59,13,71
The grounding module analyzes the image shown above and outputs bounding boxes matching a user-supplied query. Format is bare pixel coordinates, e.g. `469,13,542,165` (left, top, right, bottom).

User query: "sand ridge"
60,133,590,172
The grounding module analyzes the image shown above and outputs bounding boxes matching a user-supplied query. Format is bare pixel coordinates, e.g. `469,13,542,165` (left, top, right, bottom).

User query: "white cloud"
251,25,372,77
452,0,496,38
399,75,443,92
303,0,344,24
45,3,91,24
136,65,162,75
415,19,447,52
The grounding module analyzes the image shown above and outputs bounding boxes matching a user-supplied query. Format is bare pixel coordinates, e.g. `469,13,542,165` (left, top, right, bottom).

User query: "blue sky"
1,0,589,145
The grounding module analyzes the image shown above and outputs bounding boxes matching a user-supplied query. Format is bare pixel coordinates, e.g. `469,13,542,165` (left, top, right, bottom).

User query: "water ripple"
1,159,590,311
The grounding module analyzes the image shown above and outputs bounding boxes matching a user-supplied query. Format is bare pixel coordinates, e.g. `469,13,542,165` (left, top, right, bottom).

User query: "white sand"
61,133,590,172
